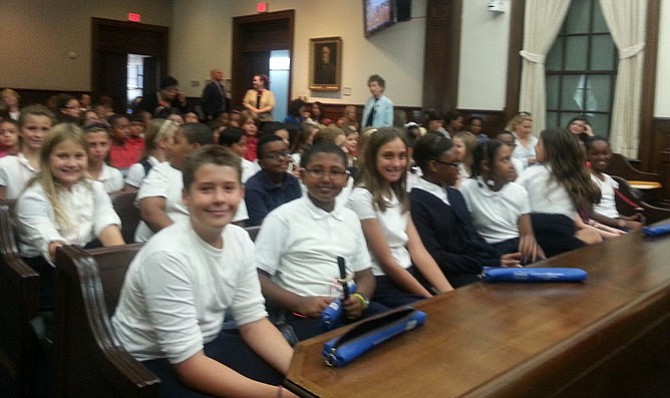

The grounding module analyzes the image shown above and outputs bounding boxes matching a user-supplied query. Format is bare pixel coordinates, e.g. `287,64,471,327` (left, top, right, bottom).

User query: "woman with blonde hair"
505,112,536,169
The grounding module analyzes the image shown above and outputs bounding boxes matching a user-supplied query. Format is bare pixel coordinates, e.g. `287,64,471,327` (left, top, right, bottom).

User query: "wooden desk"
285,231,670,397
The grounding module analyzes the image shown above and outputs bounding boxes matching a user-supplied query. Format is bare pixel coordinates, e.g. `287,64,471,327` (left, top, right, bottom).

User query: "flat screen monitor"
364,0,395,37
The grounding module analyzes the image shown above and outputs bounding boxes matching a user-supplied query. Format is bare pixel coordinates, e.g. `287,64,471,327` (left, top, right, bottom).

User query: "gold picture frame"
309,37,342,92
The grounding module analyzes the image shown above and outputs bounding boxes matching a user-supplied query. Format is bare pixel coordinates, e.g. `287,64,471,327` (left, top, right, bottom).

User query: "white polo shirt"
347,187,411,276
0,154,38,200
112,220,266,364
97,163,124,193
591,173,619,219
460,177,531,243
517,165,575,218
255,196,371,298
134,162,248,242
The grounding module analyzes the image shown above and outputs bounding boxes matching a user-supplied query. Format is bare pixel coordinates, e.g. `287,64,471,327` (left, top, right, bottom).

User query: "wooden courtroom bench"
605,152,666,205
0,201,40,397
611,175,670,224
54,244,159,398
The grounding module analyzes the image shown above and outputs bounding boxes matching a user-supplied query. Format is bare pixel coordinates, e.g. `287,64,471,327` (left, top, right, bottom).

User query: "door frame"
231,10,295,111
91,17,169,112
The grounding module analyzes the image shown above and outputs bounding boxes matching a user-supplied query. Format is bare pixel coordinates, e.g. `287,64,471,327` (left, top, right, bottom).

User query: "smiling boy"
244,134,302,226
112,145,296,397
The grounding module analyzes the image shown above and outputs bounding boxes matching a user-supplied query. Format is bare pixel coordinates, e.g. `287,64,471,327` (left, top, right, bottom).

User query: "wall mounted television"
363,0,395,37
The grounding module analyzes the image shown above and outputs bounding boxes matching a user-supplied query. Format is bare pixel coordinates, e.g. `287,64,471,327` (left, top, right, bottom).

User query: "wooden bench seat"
54,244,159,398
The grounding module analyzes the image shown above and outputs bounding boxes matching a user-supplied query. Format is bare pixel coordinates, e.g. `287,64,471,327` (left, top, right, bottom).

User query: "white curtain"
598,0,647,158
518,0,571,133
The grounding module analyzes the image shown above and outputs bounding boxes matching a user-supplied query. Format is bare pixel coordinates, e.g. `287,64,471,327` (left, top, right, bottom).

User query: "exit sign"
256,2,268,13
128,13,141,22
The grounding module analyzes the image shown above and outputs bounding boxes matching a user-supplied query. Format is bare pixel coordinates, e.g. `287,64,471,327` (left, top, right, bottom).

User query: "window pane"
546,37,564,71
564,0,591,34
586,75,612,112
565,36,588,70
546,75,560,110
593,2,609,33
590,35,616,70
588,113,610,137
546,111,559,129
560,75,583,111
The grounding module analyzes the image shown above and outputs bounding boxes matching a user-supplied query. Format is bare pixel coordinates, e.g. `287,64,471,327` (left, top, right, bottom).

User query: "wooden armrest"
54,244,158,398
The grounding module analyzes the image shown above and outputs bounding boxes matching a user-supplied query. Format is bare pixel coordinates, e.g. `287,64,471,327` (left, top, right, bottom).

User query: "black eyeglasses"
432,159,460,168
304,168,349,179
263,151,292,160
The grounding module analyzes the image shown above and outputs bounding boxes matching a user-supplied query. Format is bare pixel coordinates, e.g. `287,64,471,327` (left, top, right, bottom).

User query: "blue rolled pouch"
481,267,587,282
320,282,357,331
323,306,427,367
642,222,670,237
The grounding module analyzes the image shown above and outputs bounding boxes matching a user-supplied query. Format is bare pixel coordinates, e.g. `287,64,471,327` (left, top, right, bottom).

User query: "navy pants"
141,329,284,398
530,213,586,258
372,267,427,308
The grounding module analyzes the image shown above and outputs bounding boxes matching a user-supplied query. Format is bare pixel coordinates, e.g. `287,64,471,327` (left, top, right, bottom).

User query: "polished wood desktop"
285,229,670,397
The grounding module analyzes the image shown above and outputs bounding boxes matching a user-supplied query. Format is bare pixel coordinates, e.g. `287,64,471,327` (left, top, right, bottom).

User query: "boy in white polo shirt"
112,145,296,398
256,143,384,342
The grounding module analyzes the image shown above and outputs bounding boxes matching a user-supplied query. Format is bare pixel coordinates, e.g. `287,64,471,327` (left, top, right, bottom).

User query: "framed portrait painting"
309,37,342,91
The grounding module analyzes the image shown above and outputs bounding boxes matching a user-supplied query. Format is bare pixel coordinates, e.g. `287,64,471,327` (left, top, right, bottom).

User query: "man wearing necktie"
201,68,228,121
361,74,394,128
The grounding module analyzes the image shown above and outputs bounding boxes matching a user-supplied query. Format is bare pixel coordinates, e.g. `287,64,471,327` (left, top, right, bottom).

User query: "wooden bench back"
611,176,670,224
605,153,660,183
0,200,40,397
54,243,159,398
111,191,141,244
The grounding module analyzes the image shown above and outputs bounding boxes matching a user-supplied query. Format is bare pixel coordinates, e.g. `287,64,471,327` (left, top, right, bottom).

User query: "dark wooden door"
231,10,294,111
91,18,168,114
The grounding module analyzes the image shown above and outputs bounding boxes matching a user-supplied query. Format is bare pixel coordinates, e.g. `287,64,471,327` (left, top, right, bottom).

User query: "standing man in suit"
361,74,393,128
201,68,228,121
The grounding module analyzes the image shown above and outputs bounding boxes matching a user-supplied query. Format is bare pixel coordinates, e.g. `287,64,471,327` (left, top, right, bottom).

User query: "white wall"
1,0,668,114
458,0,511,110
171,0,427,106
0,0,173,91
654,0,670,117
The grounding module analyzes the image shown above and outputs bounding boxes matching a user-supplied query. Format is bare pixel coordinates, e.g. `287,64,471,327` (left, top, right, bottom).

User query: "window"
545,0,617,136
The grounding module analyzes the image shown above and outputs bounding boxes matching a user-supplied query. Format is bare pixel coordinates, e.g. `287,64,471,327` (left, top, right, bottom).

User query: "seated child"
255,143,384,342
128,113,146,152
410,134,523,288
83,123,124,193
459,139,544,261
16,123,124,308
0,105,54,200
125,119,179,191
245,134,302,226
347,128,453,308
0,119,20,157
135,123,248,242
240,111,260,161
516,128,601,257
586,136,645,231
108,114,142,172
112,145,296,398
218,126,260,184
495,130,524,179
